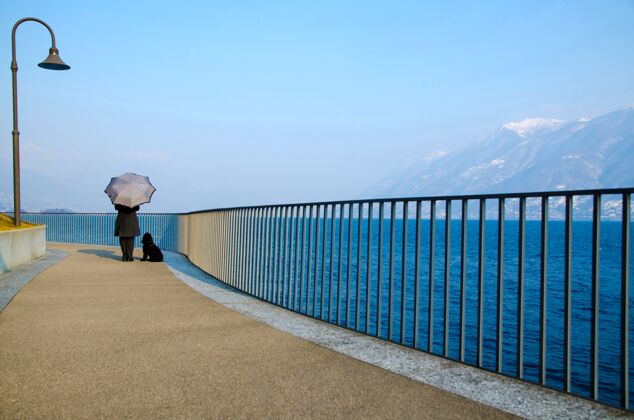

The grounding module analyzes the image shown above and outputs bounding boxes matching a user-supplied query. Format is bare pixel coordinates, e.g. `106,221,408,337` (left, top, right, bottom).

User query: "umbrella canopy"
104,172,156,208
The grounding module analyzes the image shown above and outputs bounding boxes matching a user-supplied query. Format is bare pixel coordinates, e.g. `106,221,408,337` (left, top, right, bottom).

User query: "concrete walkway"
0,244,513,419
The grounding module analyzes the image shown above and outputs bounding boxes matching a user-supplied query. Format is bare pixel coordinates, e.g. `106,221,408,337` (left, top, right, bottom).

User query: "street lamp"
11,17,70,226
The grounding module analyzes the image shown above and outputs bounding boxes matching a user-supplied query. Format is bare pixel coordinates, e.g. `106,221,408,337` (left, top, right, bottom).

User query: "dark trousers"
119,237,135,261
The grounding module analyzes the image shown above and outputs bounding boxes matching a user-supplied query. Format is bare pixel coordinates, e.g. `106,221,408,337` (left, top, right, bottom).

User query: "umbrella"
104,172,156,208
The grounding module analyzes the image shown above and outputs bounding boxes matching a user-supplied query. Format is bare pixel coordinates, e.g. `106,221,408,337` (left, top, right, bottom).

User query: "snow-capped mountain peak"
502,118,565,137
362,104,634,203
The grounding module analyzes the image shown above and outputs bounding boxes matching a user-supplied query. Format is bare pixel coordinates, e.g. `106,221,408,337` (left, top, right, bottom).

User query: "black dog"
141,232,164,262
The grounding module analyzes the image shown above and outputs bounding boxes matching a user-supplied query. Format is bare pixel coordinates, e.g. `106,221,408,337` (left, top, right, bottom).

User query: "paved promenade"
0,244,512,419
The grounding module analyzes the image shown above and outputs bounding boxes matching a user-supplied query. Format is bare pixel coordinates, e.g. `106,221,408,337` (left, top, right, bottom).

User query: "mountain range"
364,105,634,198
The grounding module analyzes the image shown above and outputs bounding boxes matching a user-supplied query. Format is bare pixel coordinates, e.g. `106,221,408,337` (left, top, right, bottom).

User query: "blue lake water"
254,217,632,407
21,213,179,251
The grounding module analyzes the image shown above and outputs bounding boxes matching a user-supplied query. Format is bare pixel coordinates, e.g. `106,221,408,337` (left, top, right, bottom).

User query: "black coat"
114,205,140,237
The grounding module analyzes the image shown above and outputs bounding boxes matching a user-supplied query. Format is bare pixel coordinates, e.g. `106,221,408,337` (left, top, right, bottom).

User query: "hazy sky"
0,1,633,212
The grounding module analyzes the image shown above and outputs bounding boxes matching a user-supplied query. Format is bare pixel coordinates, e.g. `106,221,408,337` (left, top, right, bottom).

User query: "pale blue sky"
0,1,633,212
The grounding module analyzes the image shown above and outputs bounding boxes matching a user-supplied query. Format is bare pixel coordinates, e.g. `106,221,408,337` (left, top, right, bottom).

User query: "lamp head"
38,47,70,70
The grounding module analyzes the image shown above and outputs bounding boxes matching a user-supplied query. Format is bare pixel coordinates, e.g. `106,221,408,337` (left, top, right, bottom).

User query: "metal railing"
20,188,633,410
180,187,633,410
20,212,180,251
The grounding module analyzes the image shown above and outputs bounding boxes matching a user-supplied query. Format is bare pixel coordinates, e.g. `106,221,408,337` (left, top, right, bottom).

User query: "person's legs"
119,237,127,261
125,237,135,261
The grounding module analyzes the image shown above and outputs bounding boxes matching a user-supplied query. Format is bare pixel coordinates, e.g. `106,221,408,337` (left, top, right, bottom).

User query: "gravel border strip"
0,249,68,312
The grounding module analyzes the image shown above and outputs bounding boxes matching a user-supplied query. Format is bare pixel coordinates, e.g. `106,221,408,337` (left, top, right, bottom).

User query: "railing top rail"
186,187,634,215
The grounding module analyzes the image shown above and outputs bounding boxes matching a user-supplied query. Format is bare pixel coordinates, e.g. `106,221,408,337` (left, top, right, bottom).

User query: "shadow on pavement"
77,249,127,261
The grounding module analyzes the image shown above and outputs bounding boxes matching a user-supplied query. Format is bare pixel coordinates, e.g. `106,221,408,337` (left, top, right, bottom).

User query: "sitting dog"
141,232,164,262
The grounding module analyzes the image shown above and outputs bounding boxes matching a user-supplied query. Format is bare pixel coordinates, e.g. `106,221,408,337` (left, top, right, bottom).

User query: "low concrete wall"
0,226,46,274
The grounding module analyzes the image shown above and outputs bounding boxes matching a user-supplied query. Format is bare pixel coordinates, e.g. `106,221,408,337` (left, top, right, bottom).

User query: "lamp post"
11,17,70,226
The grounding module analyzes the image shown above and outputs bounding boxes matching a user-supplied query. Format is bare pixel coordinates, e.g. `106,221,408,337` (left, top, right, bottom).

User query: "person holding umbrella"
105,173,156,262
114,204,140,261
